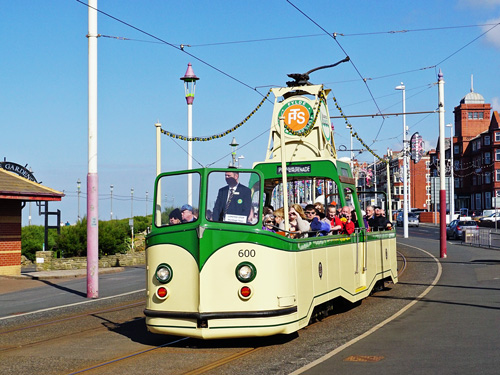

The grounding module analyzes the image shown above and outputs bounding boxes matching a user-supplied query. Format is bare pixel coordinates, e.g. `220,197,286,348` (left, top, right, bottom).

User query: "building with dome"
429,78,500,213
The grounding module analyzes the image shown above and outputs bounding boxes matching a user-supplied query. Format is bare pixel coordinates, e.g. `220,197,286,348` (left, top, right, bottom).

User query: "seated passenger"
169,208,182,225
309,210,331,236
338,206,355,235
181,204,196,223
324,205,343,234
369,206,392,231
262,214,276,232
288,205,310,238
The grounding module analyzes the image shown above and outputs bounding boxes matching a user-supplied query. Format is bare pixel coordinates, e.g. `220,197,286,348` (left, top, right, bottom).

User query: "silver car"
446,220,478,240
396,212,420,227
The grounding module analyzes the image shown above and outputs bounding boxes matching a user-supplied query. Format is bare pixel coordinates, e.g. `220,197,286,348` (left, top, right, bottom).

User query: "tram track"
0,248,418,375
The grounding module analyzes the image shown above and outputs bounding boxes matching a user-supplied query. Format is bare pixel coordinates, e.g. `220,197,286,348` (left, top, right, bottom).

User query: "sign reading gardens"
0,160,37,182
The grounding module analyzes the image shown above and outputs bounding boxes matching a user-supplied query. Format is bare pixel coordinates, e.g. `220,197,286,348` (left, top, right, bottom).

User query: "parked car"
479,212,500,222
446,220,478,240
396,212,420,227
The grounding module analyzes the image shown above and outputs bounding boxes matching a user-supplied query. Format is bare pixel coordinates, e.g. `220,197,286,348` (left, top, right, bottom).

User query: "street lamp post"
146,191,148,216
180,63,199,207
446,123,454,224
395,83,409,238
77,178,81,222
229,137,239,167
438,70,447,258
110,185,113,220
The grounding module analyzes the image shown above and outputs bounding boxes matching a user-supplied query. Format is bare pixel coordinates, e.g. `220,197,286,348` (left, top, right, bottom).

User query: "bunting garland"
160,89,272,141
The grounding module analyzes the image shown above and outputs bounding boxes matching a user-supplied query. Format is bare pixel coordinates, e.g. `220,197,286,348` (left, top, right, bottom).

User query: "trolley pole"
279,117,289,233
155,122,162,227
438,70,447,258
87,0,99,298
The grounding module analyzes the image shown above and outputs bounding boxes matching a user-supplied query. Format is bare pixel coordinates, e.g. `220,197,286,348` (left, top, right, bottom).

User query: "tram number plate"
238,249,256,257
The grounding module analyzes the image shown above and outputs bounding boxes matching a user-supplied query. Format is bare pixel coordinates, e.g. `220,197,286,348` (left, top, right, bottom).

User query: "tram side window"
206,171,260,225
268,177,339,209
156,172,200,227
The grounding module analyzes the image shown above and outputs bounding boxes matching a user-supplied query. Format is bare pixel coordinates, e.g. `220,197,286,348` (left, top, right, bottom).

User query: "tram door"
344,187,367,292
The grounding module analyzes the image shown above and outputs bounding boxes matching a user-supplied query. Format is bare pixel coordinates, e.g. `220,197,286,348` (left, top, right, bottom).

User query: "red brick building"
0,168,63,276
429,86,500,213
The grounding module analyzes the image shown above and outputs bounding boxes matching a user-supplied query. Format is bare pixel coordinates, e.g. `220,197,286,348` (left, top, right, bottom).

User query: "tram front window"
155,172,200,227
207,171,260,224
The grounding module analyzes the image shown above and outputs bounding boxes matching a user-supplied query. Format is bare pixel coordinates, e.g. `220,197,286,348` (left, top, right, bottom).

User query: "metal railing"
463,228,500,248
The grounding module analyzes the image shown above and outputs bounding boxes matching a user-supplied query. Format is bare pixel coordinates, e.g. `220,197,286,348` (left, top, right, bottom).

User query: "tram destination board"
277,164,311,174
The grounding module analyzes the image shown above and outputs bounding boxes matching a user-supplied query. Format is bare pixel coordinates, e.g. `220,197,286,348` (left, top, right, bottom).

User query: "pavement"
295,232,500,375
0,267,125,295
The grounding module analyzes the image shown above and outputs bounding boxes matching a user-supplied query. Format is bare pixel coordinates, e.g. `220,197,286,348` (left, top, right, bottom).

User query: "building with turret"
429,79,500,213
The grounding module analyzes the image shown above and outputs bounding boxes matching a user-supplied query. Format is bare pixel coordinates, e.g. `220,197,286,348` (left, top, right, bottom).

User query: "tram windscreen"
155,172,200,227
206,171,260,225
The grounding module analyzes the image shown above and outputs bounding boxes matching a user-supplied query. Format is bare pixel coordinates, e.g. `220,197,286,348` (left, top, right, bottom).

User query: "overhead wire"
75,0,268,100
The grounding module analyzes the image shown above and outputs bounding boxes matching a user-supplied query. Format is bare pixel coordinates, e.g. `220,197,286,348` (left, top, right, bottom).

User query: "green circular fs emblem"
278,98,315,136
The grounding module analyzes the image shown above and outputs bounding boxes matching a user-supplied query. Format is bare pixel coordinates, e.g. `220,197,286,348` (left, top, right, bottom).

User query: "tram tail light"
239,286,252,299
156,286,169,300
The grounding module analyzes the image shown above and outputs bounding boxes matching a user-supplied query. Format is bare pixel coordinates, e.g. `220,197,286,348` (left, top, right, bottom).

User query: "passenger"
262,214,276,232
262,206,274,219
309,209,331,236
365,205,375,231
169,208,182,225
273,207,287,236
212,171,252,222
288,205,310,238
314,202,325,215
375,206,392,230
181,204,196,223
325,205,343,234
290,203,307,221
338,206,355,235
304,204,317,223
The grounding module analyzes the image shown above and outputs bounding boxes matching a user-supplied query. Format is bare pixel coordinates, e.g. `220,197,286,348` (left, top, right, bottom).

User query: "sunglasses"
305,211,315,214
266,221,275,224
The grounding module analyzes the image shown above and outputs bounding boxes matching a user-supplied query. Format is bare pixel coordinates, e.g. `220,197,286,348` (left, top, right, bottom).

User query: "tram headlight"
235,262,256,283
155,263,173,284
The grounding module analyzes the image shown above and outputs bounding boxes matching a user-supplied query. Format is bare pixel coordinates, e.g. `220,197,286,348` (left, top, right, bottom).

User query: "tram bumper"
144,307,298,339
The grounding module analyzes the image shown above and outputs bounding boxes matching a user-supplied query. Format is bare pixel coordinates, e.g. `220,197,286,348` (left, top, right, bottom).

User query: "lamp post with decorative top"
180,63,199,206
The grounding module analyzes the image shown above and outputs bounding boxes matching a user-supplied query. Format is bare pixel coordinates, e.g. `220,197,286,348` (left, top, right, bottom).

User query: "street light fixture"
180,63,199,206
229,137,239,167
238,155,245,168
395,83,409,239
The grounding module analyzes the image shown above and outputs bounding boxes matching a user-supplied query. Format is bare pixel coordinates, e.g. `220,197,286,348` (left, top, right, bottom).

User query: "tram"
144,81,398,339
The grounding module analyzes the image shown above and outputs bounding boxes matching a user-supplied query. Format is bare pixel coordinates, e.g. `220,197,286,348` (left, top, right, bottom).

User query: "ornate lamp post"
229,137,239,167
180,63,199,206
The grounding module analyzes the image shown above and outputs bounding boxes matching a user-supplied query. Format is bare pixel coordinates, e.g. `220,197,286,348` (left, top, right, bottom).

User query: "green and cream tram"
144,84,398,339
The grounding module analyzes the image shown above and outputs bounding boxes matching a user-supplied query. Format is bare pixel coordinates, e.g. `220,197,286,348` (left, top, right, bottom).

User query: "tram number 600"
238,249,256,258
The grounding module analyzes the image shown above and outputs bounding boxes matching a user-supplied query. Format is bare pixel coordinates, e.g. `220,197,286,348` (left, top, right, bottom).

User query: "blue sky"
2,0,500,226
